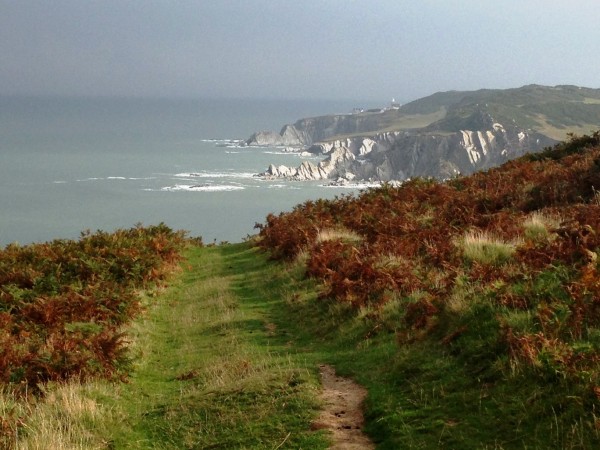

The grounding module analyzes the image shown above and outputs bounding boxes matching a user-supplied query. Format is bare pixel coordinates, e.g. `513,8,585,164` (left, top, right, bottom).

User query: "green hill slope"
256,131,600,447
419,85,600,138
324,84,600,140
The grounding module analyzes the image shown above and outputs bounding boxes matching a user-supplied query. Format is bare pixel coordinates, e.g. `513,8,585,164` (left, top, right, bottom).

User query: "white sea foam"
204,139,245,148
322,181,382,189
219,143,246,149
244,144,288,150
262,151,321,159
161,184,245,192
174,171,255,179
263,151,299,155
76,176,156,182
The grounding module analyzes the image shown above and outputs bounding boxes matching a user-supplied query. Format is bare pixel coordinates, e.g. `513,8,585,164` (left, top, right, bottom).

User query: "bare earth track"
312,364,375,449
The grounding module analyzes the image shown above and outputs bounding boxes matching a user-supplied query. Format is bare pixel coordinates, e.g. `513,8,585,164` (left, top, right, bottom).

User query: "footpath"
109,243,373,449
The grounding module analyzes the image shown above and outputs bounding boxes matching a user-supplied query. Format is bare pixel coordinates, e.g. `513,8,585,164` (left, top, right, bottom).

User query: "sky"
1,0,599,103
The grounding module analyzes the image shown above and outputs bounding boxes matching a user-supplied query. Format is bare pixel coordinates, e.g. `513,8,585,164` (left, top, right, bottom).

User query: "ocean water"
0,96,373,246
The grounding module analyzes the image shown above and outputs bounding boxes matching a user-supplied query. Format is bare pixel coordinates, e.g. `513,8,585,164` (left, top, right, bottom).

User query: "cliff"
261,125,555,181
251,84,600,181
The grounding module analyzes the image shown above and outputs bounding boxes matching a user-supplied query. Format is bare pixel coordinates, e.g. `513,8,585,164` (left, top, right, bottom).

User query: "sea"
0,95,377,247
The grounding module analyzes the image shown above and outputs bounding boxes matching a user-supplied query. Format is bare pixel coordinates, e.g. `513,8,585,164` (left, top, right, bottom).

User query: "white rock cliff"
259,126,555,182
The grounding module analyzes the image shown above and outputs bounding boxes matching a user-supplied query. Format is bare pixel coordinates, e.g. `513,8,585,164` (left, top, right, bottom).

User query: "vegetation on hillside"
322,85,600,142
0,224,188,446
256,131,600,447
412,85,600,136
1,243,331,449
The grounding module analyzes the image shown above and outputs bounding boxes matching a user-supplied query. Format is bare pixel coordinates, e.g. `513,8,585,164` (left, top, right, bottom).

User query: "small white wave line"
161,184,245,192
174,171,255,179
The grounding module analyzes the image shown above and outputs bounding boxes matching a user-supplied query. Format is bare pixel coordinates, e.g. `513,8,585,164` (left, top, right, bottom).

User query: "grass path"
106,242,333,449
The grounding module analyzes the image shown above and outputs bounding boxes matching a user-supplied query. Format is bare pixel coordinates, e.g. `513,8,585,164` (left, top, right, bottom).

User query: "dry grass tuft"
523,212,561,243
316,228,363,244
459,231,520,266
5,382,114,450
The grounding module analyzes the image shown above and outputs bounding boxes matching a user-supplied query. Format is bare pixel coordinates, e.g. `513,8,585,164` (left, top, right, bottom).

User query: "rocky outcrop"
259,125,556,182
246,130,300,147
266,161,329,180
264,146,357,181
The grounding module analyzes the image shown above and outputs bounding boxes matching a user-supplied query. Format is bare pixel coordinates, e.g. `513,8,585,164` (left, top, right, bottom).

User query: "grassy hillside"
329,85,600,141
0,225,190,448
257,131,600,447
424,85,600,138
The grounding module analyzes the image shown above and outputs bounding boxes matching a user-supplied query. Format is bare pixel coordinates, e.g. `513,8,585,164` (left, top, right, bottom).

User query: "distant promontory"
247,85,600,182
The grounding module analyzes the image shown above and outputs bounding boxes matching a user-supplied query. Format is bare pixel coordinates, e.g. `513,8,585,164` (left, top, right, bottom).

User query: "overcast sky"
1,0,599,102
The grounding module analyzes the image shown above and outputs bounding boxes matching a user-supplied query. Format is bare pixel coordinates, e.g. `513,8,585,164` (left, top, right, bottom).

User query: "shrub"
0,224,188,389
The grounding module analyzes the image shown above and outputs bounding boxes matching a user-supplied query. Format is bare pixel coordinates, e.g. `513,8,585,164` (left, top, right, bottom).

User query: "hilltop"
400,84,600,138
250,84,600,182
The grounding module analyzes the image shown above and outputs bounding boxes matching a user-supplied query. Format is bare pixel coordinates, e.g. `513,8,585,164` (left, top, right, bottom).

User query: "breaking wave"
322,181,383,189
76,176,156,182
160,184,246,192
174,171,256,179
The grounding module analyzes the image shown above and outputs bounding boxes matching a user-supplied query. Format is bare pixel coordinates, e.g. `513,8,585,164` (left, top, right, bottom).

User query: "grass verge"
100,242,328,449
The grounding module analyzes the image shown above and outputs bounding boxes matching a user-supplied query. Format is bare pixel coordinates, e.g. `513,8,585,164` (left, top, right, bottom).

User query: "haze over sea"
0,96,378,247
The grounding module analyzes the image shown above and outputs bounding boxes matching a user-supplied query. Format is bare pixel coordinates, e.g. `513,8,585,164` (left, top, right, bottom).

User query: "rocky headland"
248,84,600,183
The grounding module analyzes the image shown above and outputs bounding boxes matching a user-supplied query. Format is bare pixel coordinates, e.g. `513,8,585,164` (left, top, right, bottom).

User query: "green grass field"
96,243,330,449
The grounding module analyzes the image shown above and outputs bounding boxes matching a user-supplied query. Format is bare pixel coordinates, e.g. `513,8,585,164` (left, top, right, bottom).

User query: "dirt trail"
312,364,375,449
